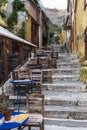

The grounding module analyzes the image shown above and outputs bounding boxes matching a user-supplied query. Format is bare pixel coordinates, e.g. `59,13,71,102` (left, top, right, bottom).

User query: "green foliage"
0,0,8,6
15,22,26,39
54,35,60,43
49,24,61,34
16,28,25,39
7,11,18,27
49,32,54,38
79,58,85,66
7,0,26,28
13,0,26,12
0,11,6,18
80,67,87,83
63,42,69,53
2,98,12,109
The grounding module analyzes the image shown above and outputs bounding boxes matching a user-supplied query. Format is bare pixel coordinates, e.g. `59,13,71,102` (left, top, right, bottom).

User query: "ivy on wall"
0,11,6,18
6,0,26,38
12,0,26,12
0,0,8,6
7,11,18,27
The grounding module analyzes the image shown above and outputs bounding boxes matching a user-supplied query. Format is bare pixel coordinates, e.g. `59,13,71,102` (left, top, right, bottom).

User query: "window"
84,0,87,10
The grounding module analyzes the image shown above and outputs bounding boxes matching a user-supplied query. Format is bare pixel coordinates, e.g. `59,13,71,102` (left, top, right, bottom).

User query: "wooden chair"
51,51,58,59
39,57,49,69
48,58,57,68
18,68,31,80
42,69,52,83
29,57,38,64
31,69,42,93
21,93,44,130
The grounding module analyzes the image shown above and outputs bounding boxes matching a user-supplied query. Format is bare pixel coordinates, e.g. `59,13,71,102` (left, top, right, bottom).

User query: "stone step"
44,105,87,119
52,74,80,82
52,68,80,75
45,118,87,128
58,59,80,63
58,62,80,66
44,125,87,130
42,81,86,92
57,63,80,69
58,53,78,58
43,91,87,106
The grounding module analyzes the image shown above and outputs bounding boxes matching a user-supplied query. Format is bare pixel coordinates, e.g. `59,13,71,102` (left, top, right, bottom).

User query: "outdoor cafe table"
0,111,29,130
10,79,33,94
10,79,33,111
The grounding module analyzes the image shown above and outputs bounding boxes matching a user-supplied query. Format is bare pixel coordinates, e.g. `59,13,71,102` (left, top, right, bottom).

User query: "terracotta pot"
4,111,11,121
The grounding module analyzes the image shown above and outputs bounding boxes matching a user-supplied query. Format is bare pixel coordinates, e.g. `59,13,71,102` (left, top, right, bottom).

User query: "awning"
0,26,37,47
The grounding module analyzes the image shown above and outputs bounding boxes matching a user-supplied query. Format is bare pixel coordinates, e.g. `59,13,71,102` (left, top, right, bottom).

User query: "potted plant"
2,98,12,121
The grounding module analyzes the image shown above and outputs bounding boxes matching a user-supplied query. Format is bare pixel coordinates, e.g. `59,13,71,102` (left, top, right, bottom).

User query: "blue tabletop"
10,79,32,84
0,112,29,130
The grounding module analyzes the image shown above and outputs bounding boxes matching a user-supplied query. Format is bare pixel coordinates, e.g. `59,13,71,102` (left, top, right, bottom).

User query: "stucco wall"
25,14,31,42
75,0,85,58
61,29,66,44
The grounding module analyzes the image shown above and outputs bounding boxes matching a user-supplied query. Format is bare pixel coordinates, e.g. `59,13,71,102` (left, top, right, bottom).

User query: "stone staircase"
42,44,87,129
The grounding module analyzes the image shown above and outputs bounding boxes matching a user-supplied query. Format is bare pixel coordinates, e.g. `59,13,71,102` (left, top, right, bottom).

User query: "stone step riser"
45,119,87,127
42,84,86,92
58,59,80,63
58,56,78,60
45,100,79,106
52,77,80,82
53,71,80,75
52,69,80,75
42,85,86,92
44,111,87,120
45,99,87,107
57,65,80,69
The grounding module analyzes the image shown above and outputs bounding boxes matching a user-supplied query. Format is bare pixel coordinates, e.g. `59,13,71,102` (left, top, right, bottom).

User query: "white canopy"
0,26,37,47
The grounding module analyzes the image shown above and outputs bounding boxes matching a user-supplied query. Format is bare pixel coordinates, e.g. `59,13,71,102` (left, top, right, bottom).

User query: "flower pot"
4,111,11,121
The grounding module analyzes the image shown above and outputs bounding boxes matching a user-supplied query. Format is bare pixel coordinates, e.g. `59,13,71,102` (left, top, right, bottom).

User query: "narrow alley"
0,0,87,130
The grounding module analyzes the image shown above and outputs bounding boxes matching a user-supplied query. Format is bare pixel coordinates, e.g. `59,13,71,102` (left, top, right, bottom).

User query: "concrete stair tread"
43,91,85,101
45,118,87,127
53,74,80,78
44,125,87,130
45,105,87,112
58,62,80,65
52,68,80,71
42,81,85,86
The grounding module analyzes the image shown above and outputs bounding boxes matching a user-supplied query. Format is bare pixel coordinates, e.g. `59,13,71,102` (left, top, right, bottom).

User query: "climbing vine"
15,22,26,39
7,11,18,27
6,0,26,38
0,0,8,6
12,0,26,12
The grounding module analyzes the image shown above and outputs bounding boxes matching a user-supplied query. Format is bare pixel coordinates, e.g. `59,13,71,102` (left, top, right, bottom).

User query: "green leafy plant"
7,11,18,27
2,98,12,109
15,22,26,39
13,0,26,12
0,11,6,18
54,35,60,43
0,0,8,6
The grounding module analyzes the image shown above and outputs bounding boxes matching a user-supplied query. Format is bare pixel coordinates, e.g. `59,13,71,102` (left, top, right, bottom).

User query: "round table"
0,112,29,130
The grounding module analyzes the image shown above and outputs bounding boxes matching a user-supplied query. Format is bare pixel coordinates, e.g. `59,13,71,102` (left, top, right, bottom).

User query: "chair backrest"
29,57,37,64
31,69,42,83
39,57,49,68
18,68,31,80
26,93,44,115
